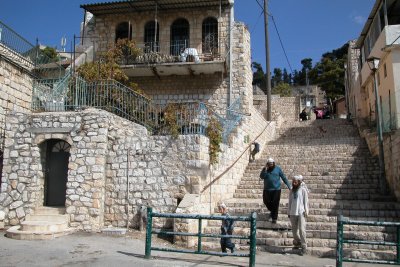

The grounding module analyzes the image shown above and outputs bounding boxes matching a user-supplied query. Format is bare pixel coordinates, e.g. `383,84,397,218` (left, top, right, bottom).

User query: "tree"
272,68,283,88
77,39,141,83
272,82,291,97
312,43,348,100
42,46,58,60
282,68,291,84
252,62,266,93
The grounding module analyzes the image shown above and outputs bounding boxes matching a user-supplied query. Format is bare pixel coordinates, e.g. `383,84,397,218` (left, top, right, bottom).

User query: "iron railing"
0,20,64,79
336,215,400,267
0,114,5,191
145,207,257,267
32,74,243,139
111,41,222,66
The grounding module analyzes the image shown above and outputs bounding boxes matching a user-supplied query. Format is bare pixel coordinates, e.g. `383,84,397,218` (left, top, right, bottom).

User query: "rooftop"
81,0,232,15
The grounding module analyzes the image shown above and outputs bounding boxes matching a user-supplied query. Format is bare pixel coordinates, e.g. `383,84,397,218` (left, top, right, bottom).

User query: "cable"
270,14,294,74
249,10,264,35
255,0,263,10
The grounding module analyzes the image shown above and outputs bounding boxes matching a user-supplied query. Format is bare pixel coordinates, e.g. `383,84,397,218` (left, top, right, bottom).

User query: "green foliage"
252,42,349,101
206,116,223,165
41,46,58,60
272,82,291,97
77,39,142,83
252,62,266,92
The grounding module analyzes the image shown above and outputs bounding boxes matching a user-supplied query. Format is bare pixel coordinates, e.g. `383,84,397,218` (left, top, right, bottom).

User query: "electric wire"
270,14,294,74
254,0,294,75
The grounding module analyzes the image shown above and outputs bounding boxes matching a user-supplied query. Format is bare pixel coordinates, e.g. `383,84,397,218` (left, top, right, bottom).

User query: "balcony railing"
114,41,222,66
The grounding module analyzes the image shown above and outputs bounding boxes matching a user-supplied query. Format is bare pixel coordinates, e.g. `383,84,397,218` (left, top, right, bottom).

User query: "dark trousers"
263,189,281,220
220,235,235,253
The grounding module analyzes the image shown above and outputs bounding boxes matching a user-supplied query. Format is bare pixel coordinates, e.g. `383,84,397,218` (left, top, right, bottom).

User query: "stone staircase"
203,119,400,260
6,206,73,240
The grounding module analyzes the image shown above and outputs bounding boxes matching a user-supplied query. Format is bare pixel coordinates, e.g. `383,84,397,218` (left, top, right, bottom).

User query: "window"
115,22,132,42
144,21,159,52
170,18,189,56
202,17,218,54
52,140,71,153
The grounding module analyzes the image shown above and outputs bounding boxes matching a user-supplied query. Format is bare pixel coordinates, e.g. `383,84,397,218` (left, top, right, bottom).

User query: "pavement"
0,230,393,267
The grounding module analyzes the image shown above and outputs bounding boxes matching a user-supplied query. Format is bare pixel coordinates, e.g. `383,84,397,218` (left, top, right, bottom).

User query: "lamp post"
366,57,387,194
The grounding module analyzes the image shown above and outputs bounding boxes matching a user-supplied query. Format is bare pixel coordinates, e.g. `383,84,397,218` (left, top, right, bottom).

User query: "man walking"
259,158,291,223
288,175,309,255
249,142,260,162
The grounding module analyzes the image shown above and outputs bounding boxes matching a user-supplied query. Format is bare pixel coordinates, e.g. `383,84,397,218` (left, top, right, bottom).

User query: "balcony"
361,25,400,85
117,41,226,77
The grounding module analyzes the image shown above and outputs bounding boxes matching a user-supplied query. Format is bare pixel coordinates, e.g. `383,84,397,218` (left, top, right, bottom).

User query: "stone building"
0,0,274,239
345,0,400,199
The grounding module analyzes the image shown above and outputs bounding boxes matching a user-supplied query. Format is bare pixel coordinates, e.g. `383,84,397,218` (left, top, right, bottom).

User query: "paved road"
0,230,392,267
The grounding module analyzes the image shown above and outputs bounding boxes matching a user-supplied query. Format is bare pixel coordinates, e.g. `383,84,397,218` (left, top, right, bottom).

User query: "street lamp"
366,56,387,194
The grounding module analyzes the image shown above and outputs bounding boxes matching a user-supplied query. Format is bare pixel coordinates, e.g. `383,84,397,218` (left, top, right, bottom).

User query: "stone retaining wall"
0,47,34,121
0,109,209,231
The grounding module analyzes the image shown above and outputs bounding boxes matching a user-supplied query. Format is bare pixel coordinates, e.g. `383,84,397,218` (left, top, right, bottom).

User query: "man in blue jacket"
259,158,291,223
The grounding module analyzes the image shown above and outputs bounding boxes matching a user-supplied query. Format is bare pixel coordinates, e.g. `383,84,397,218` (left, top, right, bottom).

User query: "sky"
0,0,375,72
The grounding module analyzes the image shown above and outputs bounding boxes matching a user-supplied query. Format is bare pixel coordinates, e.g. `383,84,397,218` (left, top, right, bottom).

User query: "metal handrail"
32,74,243,140
336,215,400,266
145,207,257,267
0,20,65,79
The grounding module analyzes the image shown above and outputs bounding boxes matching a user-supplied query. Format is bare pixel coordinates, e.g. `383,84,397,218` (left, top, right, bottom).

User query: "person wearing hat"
259,158,291,223
218,203,235,253
288,175,309,255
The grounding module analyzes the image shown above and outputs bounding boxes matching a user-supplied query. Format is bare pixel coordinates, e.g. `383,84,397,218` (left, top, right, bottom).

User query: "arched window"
115,22,132,42
144,21,160,52
202,17,218,54
170,18,189,56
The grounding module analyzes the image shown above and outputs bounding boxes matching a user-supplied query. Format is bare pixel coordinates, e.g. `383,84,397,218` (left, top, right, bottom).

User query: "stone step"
200,241,396,259
206,217,399,230
34,206,66,215
232,192,383,200
203,226,396,242
240,177,379,183
6,207,72,240
21,220,68,232
223,199,400,210
237,183,379,190
234,188,380,195
25,214,69,222
6,226,74,240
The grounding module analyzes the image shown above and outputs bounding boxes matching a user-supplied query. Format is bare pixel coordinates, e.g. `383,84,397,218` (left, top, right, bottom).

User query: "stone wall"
253,95,299,124
383,130,400,199
360,128,400,200
83,7,230,59
0,108,210,231
0,47,34,120
131,73,228,114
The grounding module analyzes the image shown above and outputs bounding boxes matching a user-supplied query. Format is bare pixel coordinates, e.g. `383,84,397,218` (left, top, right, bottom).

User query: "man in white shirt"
288,175,309,255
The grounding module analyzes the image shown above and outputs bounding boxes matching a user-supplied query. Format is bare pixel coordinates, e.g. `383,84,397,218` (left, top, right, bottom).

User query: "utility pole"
264,0,272,121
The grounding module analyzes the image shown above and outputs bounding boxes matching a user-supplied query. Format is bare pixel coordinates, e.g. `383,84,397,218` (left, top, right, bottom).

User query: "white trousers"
290,215,307,249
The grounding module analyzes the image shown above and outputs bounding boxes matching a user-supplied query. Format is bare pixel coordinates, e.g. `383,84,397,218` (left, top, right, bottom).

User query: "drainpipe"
228,0,234,107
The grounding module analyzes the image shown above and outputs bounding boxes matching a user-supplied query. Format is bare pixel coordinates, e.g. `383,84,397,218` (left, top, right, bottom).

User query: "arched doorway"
44,139,70,207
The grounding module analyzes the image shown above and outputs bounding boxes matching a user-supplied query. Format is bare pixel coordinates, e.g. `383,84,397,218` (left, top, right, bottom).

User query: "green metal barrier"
336,215,400,267
145,207,257,267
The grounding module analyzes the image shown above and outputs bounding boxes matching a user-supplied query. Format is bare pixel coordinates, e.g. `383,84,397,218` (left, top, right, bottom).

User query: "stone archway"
43,139,71,207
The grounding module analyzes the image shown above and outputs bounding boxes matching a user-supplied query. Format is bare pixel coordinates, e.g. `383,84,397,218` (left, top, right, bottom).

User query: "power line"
254,0,294,74
270,14,294,74
249,10,264,35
